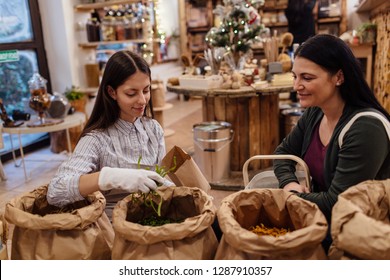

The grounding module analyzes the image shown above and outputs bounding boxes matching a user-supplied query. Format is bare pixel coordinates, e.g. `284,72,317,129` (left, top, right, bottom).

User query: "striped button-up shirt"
47,117,165,213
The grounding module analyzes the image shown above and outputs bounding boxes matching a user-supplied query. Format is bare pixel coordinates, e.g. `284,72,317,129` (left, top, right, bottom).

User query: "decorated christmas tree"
205,0,264,70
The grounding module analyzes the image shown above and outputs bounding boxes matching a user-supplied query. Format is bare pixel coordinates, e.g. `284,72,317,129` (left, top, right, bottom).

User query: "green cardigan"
274,105,390,220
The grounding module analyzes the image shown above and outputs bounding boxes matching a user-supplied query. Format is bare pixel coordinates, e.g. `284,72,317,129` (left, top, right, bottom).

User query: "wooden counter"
167,84,293,171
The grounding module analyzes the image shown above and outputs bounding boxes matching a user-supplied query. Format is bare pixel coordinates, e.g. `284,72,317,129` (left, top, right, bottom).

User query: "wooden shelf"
74,0,147,12
179,0,214,58
187,26,210,33
265,22,288,27
74,0,160,88
263,5,287,11
317,17,341,24
356,0,389,13
79,38,160,49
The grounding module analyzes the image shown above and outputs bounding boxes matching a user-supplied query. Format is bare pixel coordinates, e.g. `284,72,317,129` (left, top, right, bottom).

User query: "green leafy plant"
357,22,377,43
64,86,84,101
129,156,177,224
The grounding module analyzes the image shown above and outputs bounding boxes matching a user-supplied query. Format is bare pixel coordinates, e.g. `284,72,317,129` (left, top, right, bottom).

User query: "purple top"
304,123,328,191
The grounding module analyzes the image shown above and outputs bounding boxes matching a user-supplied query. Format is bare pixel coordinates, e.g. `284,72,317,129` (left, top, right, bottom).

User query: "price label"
0,50,19,63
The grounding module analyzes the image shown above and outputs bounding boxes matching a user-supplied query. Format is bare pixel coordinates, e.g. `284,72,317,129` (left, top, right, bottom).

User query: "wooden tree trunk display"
373,10,390,113
202,93,279,171
151,80,166,108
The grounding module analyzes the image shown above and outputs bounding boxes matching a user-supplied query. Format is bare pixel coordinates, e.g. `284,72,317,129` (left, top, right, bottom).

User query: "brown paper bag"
111,186,218,259
329,179,390,260
215,189,328,259
5,185,114,260
0,215,8,260
161,146,211,192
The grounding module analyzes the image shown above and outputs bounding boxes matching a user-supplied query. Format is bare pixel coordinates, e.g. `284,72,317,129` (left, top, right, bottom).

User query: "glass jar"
101,16,116,41
115,16,126,41
135,17,143,39
86,18,101,42
124,14,137,39
27,72,51,125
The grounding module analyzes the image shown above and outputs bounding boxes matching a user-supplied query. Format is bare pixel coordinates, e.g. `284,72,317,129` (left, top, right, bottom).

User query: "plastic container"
193,121,233,183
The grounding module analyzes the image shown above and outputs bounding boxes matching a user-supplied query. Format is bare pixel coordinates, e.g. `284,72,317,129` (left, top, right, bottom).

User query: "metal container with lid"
281,107,305,139
193,121,233,183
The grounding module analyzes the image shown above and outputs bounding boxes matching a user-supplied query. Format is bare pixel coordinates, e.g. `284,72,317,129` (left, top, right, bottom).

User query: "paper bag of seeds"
329,179,390,260
5,185,114,260
112,186,218,259
215,188,328,260
161,146,211,193
0,214,8,260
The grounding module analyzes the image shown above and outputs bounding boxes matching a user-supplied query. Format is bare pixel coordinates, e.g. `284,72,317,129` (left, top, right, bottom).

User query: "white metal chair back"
243,155,311,190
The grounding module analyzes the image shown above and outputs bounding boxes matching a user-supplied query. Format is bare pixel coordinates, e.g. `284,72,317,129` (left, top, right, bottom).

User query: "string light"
139,0,160,64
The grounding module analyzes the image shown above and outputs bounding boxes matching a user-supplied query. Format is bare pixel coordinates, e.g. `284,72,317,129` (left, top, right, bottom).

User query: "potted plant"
357,22,377,44
65,86,86,113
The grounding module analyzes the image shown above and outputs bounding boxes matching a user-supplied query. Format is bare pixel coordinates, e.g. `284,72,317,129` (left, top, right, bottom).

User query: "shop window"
0,0,51,160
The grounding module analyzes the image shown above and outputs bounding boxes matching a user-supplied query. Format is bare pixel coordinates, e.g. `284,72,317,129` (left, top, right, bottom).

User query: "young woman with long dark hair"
47,51,168,218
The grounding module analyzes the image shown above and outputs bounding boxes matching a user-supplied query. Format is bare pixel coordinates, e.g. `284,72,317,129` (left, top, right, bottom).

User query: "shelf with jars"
75,0,157,63
75,0,151,12
74,0,159,90
179,0,214,60
79,38,161,49
259,2,289,35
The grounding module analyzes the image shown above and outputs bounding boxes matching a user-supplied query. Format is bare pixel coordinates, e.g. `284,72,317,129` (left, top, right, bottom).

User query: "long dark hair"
80,50,154,139
295,34,390,121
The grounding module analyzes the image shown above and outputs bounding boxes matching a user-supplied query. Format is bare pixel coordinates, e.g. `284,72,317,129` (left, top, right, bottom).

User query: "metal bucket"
193,121,233,183
281,108,305,138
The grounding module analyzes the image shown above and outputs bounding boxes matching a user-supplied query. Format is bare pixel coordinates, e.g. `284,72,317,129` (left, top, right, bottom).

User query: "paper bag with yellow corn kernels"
215,188,328,259
329,179,390,260
5,185,114,260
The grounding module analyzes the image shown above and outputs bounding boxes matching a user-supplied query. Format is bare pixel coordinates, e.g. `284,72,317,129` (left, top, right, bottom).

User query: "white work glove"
98,167,165,193
163,178,176,187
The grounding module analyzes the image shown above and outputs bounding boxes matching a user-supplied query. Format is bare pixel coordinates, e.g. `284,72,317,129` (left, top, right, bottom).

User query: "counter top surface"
166,84,293,98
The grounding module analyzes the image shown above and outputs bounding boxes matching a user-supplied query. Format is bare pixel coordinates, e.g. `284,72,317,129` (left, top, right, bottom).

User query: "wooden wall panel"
373,10,390,113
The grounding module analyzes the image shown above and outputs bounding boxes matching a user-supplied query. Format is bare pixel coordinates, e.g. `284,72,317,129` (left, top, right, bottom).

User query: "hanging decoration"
139,1,154,65
205,0,265,71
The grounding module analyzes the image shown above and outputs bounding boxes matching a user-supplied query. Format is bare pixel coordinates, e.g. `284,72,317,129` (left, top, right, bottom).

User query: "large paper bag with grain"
161,145,210,192
111,186,218,259
5,185,114,260
0,214,8,260
215,189,328,260
329,179,390,260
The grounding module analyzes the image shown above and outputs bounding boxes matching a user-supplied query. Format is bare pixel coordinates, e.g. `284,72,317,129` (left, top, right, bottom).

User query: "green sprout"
132,155,177,218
